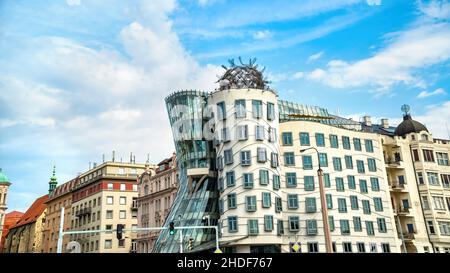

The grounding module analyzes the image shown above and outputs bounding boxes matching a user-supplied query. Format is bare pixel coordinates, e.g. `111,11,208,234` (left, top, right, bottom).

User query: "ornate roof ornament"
217,57,270,91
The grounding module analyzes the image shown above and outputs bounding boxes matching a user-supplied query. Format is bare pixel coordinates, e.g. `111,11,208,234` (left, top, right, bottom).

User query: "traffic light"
169,221,175,235
116,224,125,240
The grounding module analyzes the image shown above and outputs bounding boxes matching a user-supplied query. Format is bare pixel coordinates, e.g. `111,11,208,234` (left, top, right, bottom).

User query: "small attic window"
411,135,415,141
421,134,428,141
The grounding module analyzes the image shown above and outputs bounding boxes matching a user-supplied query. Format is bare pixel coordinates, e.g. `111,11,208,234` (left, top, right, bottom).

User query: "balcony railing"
402,232,416,240
396,207,410,215
131,200,138,211
390,182,406,190
76,207,92,217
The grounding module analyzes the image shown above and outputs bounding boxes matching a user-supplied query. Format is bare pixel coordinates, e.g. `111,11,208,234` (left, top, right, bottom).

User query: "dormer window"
421,134,428,141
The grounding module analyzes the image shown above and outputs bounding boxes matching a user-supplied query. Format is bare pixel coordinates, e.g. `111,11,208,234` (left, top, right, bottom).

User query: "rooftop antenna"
133,155,136,163
401,104,410,116
112,150,115,162
130,152,133,163
147,153,150,163
102,154,105,163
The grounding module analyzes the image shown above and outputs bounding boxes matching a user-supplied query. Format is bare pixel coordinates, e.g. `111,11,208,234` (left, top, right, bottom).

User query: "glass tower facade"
153,90,219,253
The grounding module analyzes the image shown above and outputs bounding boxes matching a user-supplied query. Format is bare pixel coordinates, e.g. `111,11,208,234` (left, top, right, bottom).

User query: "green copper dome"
0,168,10,184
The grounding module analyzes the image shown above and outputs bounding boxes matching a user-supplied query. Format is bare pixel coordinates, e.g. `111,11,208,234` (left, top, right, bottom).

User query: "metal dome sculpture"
217,57,270,91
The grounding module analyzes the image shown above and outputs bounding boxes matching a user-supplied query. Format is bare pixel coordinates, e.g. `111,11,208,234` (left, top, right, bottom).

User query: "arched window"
144,185,149,195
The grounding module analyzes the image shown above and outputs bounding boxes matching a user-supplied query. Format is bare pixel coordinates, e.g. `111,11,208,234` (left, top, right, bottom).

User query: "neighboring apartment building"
41,170,77,253
363,110,450,253
2,194,48,253
136,155,178,253
0,168,11,242
0,211,23,252
69,161,146,253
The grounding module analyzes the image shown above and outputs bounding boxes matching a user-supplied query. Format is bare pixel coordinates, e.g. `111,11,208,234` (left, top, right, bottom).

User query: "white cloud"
307,51,324,63
417,101,450,139
417,87,446,98
418,0,450,19
253,30,272,40
366,0,381,6
293,71,305,79
66,0,81,6
306,21,450,92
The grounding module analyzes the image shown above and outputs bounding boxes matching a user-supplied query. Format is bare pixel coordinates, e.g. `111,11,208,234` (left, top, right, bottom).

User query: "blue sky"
1,0,449,212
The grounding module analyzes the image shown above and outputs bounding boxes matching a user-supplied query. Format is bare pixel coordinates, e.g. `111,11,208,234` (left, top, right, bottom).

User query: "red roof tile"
10,194,48,229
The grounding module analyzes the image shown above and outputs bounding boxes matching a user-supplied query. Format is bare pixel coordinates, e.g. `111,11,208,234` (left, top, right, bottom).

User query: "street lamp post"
300,147,333,253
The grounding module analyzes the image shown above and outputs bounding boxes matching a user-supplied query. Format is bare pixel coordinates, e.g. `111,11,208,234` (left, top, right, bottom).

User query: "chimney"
381,118,389,129
130,152,133,163
363,116,372,126
102,154,105,163
93,162,97,168
112,150,115,162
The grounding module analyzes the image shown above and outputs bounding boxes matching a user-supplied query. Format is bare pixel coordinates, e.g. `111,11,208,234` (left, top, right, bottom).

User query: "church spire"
49,166,57,194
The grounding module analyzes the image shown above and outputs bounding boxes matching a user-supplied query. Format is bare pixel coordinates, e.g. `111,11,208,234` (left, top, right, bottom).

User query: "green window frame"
344,155,353,169
273,174,280,190
262,192,271,208
226,171,235,187
365,139,374,152
326,194,333,209
319,153,328,167
305,197,317,213
368,158,377,172
264,215,274,231
252,100,263,119
228,193,237,209
350,195,359,210
336,177,345,191
302,155,313,169
235,99,246,118
228,216,238,232
329,215,335,231
288,216,300,232
333,157,342,171
300,132,310,146
248,219,259,235
360,180,368,193
307,220,318,235
356,160,365,173
374,197,383,212
340,220,350,235
286,172,297,188
324,173,331,188
243,173,254,189
362,200,371,214
287,194,298,209
282,132,293,146
284,152,296,166
370,177,380,191
316,133,325,147
347,175,356,189
259,170,269,185
365,221,374,235
353,217,362,232
304,176,315,191
330,134,339,148
275,197,283,212
246,196,257,212
338,198,347,213
377,218,387,233
353,138,362,151
342,136,351,150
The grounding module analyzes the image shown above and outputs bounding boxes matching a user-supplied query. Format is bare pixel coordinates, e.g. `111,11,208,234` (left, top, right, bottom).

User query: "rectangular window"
340,220,350,235
302,155,313,169
344,155,353,169
347,175,356,189
217,101,226,120
417,172,424,184
227,193,236,209
286,172,297,187
224,149,233,165
324,173,331,188
304,176,315,191
104,240,112,249
343,242,352,253
305,197,317,213
308,242,318,253
243,173,254,189
300,132,310,146
217,156,224,170
441,174,450,188
381,243,391,253
422,196,430,210
267,102,275,121
377,218,387,233
366,221,375,235
257,147,267,163
353,138,361,151
423,149,435,162
356,160,365,173
273,174,280,190
365,139,374,152
226,171,235,187
307,220,318,235
374,198,383,211
262,192,271,208
316,133,325,147
259,170,269,185
282,132,293,146
246,196,257,212
336,177,345,191
106,210,113,219
271,152,279,168
248,219,259,235
412,149,420,161
119,196,126,205
268,127,277,143
240,150,251,166
342,136,351,150
437,152,449,166
433,196,445,210
438,221,450,236
367,158,377,172
255,125,265,141
353,217,362,232
219,199,224,214
228,216,238,232
235,99,246,118
370,177,380,191
326,194,333,209
330,134,339,148
221,128,230,142
275,197,282,212
119,210,126,219
333,157,342,171
288,194,298,209
237,125,248,141
360,180,368,193
284,152,296,166
264,215,274,231
289,216,300,232
277,220,284,235
106,196,113,205
218,177,224,192
252,100,263,118
318,153,328,167
350,195,359,210
357,243,366,253
427,172,440,185
362,200,371,214
338,198,347,213
329,216,335,231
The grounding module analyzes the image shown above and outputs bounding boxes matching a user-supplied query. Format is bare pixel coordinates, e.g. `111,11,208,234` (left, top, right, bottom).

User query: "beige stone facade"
136,154,178,253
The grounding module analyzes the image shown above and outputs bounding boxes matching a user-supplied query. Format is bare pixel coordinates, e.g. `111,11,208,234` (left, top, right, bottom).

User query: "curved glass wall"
153,90,219,253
